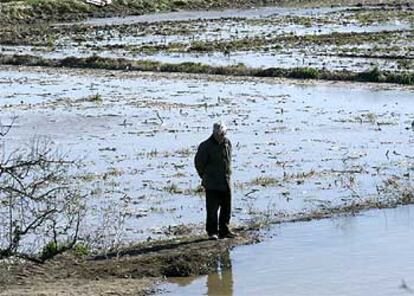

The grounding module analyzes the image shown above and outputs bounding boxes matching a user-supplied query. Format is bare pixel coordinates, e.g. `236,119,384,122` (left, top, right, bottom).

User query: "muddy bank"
1,231,257,296
1,0,412,25
164,205,414,296
1,54,413,84
0,0,281,25
1,186,412,295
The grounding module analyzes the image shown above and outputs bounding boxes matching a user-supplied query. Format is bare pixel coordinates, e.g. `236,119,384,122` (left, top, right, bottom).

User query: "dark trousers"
206,189,231,236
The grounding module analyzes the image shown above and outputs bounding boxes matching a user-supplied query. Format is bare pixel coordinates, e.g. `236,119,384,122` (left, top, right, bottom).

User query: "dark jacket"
195,135,232,191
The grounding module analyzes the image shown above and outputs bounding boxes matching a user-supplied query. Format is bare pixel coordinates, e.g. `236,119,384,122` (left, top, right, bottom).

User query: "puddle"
163,205,414,296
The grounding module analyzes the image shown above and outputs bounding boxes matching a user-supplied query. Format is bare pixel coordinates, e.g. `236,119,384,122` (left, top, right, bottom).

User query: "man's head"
213,122,227,143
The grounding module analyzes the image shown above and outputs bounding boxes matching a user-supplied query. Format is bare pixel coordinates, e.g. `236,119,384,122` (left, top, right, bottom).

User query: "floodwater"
2,4,412,73
163,205,414,296
72,6,352,26
1,44,406,72
0,65,413,246
132,50,406,72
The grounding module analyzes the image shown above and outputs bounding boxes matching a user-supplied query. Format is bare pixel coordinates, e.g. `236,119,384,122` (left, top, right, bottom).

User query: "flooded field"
1,65,413,249
0,1,413,294
1,3,413,73
163,205,414,296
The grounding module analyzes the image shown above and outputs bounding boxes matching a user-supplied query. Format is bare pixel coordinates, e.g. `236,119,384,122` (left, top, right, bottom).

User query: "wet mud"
0,227,257,295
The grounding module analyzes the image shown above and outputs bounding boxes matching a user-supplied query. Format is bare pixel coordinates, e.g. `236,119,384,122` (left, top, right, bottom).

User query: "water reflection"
164,205,414,296
168,250,234,296
206,250,233,296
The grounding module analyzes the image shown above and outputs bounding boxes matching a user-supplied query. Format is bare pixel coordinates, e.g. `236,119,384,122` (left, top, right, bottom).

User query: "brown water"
162,205,414,296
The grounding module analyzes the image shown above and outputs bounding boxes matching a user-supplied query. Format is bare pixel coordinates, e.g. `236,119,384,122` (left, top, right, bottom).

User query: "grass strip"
1,53,413,85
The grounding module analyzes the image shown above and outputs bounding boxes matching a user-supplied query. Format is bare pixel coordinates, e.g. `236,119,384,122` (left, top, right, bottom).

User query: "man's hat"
213,122,227,134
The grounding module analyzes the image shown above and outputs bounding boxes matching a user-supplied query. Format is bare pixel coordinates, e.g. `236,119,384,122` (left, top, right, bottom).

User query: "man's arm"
227,139,232,162
194,143,208,178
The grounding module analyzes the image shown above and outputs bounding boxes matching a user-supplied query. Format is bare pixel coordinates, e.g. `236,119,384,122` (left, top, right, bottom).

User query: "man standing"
195,122,235,240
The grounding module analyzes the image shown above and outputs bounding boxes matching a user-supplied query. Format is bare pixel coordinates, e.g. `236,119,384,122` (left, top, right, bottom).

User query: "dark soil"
0,230,258,295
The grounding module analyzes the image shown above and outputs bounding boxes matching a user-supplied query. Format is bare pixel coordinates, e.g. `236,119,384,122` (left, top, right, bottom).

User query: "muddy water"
163,205,414,296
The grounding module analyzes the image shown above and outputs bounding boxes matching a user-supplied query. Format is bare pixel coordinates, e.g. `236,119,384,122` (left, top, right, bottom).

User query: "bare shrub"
0,118,86,261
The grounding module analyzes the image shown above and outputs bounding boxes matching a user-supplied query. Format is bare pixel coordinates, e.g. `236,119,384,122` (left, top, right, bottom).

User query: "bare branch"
19,209,57,236
0,116,17,137
0,126,85,261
